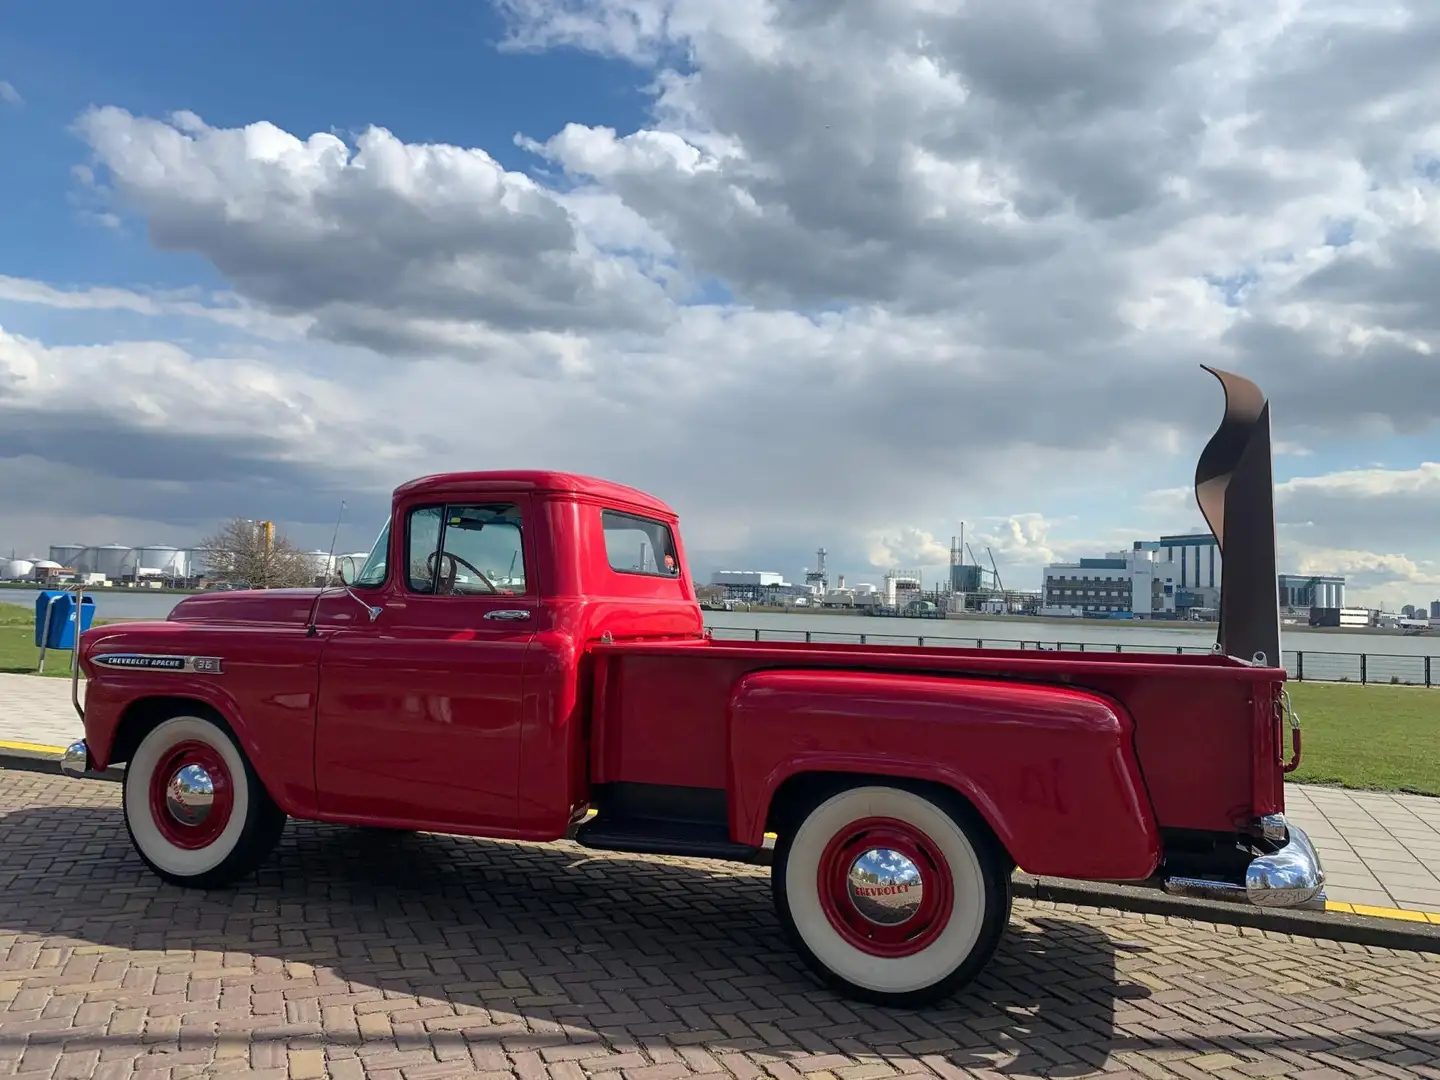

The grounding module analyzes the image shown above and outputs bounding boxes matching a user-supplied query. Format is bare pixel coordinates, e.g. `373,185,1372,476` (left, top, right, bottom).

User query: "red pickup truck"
63,367,1322,1007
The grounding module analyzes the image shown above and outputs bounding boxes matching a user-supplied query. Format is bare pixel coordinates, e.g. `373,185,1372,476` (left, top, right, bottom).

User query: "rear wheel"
773,783,1010,1007
122,713,286,888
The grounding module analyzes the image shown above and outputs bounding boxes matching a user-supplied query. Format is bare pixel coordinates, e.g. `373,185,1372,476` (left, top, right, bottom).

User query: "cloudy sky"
2,0,1439,609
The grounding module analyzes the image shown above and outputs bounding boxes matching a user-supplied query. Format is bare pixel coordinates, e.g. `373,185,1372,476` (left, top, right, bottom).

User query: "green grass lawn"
1286,682,1440,797
1,602,1435,794
0,603,82,675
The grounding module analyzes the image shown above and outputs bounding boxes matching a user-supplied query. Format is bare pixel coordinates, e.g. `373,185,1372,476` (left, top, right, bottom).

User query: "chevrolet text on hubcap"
819,817,954,957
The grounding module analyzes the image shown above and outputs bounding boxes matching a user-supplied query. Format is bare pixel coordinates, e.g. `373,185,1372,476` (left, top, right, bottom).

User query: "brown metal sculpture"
1194,365,1281,667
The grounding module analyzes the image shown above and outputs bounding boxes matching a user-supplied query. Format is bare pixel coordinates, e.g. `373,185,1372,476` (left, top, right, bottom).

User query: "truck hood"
168,588,322,627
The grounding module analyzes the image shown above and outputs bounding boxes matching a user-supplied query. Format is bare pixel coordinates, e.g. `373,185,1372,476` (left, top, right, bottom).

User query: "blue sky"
2,0,1439,607
0,0,650,289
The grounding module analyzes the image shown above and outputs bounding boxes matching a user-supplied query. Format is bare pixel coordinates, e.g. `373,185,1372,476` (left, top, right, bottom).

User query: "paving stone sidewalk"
5,671,1440,914
4,770,1440,1080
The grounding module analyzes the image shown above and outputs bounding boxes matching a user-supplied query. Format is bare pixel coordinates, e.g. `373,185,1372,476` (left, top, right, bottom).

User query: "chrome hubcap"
846,848,924,925
165,764,216,826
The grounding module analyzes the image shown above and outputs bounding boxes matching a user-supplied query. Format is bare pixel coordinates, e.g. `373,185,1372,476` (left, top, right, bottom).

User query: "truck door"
314,497,538,829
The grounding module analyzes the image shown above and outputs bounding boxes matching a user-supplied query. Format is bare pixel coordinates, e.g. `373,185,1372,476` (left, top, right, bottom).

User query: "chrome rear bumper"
1163,816,1326,910
61,740,91,779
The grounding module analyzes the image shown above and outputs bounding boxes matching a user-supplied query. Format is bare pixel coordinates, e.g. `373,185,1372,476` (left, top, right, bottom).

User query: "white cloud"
0,275,309,340
0,80,21,107
73,107,678,357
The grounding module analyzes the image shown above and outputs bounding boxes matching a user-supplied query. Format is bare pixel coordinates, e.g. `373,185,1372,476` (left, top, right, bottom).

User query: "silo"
137,546,187,578
1334,582,1346,608
92,544,134,579
49,544,85,569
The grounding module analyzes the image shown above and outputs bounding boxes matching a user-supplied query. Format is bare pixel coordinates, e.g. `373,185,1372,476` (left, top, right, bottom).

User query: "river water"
4,587,1433,666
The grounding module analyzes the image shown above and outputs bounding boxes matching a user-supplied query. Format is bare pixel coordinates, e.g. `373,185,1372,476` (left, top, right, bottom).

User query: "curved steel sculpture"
1195,366,1281,667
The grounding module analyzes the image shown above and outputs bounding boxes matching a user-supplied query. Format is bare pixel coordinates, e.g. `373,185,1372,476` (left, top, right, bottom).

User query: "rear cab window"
602,509,681,578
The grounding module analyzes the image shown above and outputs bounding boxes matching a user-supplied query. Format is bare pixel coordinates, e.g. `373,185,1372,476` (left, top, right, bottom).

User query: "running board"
573,816,764,862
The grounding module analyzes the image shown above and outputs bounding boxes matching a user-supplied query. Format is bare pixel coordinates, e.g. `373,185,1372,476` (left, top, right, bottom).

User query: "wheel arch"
110,695,233,765
108,695,290,811
763,768,1015,872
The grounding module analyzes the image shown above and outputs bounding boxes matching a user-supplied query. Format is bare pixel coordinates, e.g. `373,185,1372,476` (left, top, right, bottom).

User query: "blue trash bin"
34,591,96,650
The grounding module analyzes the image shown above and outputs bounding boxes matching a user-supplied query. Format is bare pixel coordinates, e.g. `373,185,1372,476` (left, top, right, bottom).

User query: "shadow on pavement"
8,803,1437,1075
0,803,1151,1072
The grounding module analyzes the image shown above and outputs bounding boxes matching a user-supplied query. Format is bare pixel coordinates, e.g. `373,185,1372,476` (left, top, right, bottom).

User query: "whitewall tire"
122,713,286,888
773,783,1010,1007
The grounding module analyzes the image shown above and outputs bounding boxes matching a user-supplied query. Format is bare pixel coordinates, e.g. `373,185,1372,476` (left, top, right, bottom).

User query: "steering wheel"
426,550,498,595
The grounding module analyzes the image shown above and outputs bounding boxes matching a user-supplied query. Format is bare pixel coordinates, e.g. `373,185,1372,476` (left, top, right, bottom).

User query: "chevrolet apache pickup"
62,367,1323,1007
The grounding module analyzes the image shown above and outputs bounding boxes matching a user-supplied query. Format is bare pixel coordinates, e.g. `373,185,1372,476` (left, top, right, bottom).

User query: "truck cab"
64,369,1324,1008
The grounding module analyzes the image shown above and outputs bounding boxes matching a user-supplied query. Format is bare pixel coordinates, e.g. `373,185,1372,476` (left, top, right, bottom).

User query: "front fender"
728,669,1161,882
80,626,322,817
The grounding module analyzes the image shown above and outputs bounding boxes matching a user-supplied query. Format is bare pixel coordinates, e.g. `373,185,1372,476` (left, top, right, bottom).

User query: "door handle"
484,609,531,621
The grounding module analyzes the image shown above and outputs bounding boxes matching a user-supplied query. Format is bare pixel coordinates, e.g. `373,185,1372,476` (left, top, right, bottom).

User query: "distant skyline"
3,1,1440,609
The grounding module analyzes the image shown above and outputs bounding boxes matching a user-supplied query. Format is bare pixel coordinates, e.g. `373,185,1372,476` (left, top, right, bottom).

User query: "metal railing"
706,626,1438,687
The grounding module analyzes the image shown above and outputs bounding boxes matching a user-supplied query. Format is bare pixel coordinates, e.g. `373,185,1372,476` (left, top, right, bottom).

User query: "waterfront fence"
706,627,1437,687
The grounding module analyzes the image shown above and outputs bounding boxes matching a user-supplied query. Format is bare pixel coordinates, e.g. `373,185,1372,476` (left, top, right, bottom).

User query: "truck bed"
587,635,1285,840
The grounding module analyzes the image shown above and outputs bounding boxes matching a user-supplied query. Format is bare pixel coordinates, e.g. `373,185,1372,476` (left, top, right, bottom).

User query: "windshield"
352,519,390,587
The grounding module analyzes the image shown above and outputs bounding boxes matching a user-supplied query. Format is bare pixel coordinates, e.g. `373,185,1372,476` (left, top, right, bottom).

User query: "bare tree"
196,518,316,590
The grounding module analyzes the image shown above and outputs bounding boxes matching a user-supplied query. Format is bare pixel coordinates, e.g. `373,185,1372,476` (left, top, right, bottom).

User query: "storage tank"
4,558,34,580
302,550,335,578
49,544,85,569
136,546,187,578
1333,582,1345,608
90,544,134,579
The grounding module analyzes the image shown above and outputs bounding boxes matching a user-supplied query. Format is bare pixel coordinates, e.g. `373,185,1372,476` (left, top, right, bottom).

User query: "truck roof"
392,470,678,519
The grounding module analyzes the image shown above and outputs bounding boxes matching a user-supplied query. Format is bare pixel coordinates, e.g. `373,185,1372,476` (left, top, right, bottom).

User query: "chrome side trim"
61,740,90,779
91,654,224,674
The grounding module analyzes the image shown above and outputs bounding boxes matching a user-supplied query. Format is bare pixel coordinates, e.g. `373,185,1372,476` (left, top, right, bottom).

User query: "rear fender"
728,669,1161,882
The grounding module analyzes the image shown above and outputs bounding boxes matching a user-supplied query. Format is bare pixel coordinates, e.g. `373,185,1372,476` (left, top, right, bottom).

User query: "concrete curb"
0,744,124,782
4,747,1437,952
1010,873,1440,953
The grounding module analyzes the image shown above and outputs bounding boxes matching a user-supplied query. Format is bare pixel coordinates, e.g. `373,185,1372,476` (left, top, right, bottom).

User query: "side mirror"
336,555,358,585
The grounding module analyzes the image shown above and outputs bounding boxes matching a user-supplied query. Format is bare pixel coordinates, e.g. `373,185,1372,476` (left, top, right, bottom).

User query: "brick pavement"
4,773,1440,1079
9,672,1440,913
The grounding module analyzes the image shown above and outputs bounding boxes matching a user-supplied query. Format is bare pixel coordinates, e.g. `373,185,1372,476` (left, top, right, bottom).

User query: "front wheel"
772,783,1010,1008
122,712,287,888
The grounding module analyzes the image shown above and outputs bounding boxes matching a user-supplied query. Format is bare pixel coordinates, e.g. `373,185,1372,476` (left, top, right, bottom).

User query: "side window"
407,503,527,596
602,509,680,577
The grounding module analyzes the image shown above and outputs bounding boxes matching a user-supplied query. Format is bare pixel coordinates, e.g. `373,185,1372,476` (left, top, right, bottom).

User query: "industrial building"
1153,532,1221,612
1043,545,1349,622
1042,551,1176,618
45,544,196,584
1278,574,1346,611
709,569,815,605
0,544,204,587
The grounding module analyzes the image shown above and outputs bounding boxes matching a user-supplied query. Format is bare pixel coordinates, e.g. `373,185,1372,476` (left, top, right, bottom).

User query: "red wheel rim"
146,739,234,850
816,816,954,958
